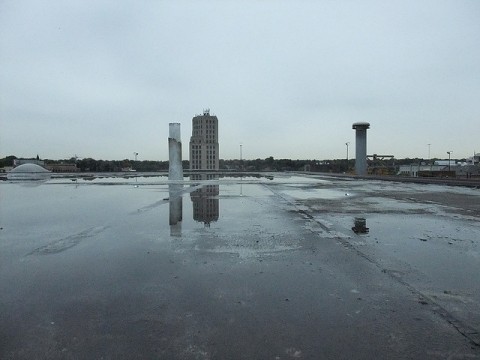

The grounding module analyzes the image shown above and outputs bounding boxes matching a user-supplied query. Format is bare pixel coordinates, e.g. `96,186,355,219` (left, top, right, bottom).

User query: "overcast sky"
1,0,479,161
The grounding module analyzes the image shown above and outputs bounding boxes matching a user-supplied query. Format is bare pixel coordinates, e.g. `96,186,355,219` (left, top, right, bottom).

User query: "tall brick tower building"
189,109,219,170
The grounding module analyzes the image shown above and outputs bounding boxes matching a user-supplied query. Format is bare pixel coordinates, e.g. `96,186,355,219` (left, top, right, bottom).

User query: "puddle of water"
362,197,440,213
1,178,302,258
271,175,330,185
317,211,480,290
279,188,351,200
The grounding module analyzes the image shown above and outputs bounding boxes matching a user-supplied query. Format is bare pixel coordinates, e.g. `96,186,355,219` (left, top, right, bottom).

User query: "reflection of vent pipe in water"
168,123,183,236
169,123,183,180
169,184,183,236
352,217,369,234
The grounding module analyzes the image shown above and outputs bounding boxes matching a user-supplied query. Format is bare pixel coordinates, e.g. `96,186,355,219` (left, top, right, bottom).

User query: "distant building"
398,164,451,177
14,159,45,167
45,163,79,173
433,160,456,167
466,153,480,165
398,161,480,178
0,166,13,173
189,109,219,171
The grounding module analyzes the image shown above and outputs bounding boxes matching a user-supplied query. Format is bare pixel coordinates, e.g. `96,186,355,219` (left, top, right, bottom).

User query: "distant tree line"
72,158,172,172
1,155,465,173
222,157,337,172
0,155,17,168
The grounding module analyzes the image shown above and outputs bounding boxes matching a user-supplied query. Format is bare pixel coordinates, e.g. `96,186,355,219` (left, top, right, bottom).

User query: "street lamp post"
240,144,243,171
447,151,452,172
345,142,350,171
427,144,431,160
133,152,139,171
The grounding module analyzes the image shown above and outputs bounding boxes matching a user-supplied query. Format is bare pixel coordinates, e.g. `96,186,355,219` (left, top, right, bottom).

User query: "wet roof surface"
1,173,479,359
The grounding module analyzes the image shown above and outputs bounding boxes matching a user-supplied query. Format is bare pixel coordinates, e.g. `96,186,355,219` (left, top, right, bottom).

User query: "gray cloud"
1,0,479,161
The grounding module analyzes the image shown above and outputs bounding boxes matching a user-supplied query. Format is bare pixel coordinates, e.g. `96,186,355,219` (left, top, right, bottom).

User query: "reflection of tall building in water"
189,109,219,171
190,174,219,226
